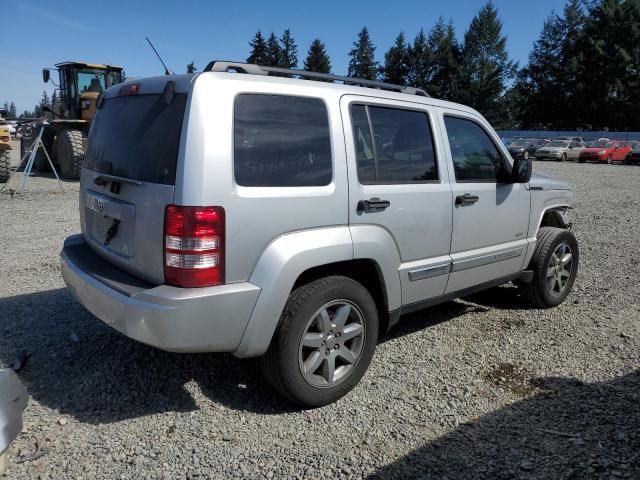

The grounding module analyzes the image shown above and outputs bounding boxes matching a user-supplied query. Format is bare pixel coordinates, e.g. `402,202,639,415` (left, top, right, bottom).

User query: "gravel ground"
1,145,639,479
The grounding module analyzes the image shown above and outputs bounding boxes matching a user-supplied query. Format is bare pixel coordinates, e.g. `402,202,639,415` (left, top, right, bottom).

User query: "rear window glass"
234,94,332,187
84,93,187,185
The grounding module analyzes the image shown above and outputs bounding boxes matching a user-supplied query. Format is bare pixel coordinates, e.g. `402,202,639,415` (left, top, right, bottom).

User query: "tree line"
187,0,637,131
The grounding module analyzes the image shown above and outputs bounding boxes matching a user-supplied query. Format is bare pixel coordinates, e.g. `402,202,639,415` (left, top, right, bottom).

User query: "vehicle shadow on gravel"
369,371,640,479
0,288,299,423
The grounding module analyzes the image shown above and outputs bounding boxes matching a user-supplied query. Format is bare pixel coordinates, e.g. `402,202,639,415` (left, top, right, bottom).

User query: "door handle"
455,193,479,206
357,197,391,213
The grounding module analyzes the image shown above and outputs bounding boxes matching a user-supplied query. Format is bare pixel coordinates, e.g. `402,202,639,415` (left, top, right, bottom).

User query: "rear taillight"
164,205,225,287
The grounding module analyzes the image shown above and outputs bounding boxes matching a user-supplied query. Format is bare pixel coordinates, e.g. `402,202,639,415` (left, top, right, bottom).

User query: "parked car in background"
535,139,585,162
579,139,631,164
626,141,640,165
557,136,586,144
507,138,547,160
6,122,16,138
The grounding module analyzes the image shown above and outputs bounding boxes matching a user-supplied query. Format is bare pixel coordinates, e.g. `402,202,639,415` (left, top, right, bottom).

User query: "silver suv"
61,62,579,406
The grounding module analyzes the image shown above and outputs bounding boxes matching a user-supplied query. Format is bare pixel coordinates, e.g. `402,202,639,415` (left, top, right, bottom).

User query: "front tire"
559,153,567,162
519,227,579,308
261,276,379,407
606,155,612,164
56,129,85,180
0,150,11,183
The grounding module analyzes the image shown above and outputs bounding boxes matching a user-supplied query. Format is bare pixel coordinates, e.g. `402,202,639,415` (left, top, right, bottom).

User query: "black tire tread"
520,227,577,308
0,151,10,183
57,129,85,180
261,275,377,406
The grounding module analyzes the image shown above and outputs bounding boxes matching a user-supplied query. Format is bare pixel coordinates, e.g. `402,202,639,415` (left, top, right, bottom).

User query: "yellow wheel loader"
21,61,124,180
0,115,12,183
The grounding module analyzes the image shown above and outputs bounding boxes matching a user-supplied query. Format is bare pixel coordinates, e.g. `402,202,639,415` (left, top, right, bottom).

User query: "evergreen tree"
381,32,410,85
9,102,17,118
266,32,283,67
304,39,332,75
426,19,462,100
574,0,640,130
186,62,197,73
407,29,430,90
2,102,7,113
35,91,51,119
247,30,269,65
280,29,298,69
459,1,516,124
515,12,565,128
347,27,378,80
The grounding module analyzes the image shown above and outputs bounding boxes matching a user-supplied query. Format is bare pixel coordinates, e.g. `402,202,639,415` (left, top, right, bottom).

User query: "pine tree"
247,30,269,65
407,29,430,90
459,1,516,124
381,32,410,85
266,32,283,67
9,102,17,118
516,12,565,128
573,0,640,130
304,39,332,74
425,19,462,100
2,102,7,113
280,29,298,69
347,27,378,80
186,62,197,73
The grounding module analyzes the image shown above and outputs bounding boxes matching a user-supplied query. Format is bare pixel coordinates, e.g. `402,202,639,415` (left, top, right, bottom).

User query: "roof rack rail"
202,61,430,97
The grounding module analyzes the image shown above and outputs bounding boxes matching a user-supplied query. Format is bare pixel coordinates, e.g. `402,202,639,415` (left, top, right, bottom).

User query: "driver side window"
444,116,504,182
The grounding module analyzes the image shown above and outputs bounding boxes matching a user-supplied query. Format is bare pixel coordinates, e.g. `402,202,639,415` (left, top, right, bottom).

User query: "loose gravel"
1,144,639,479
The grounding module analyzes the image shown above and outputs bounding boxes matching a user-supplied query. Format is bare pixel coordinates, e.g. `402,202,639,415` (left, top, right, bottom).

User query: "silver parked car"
60,62,579,406
0,367,29,475
535,139,585,162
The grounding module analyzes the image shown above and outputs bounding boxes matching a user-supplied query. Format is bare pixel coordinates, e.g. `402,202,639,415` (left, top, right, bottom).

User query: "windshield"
78,70,106,94
588,140,611,148
510,140,528,147
547,140,570,148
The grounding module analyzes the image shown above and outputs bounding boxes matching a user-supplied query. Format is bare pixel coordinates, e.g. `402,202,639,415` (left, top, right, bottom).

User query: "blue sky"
2,0,566,113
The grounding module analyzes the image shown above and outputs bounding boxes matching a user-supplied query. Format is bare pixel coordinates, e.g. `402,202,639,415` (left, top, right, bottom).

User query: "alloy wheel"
298,300,366,388
546,243,574,297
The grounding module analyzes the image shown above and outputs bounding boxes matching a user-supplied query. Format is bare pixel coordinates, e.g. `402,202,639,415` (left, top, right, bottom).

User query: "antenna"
146,36,174,75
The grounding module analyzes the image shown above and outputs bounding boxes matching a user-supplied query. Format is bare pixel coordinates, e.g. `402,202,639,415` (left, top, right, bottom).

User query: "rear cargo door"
80,80,190,285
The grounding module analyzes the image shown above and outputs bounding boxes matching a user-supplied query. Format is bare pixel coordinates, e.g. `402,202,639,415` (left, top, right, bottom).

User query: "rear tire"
261,275,379,407
519,227,579,308
606,155,612,164
56,129,85,180
0,151,11,183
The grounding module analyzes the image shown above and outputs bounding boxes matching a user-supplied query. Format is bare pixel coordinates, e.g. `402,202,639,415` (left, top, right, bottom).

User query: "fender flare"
233,225,403,358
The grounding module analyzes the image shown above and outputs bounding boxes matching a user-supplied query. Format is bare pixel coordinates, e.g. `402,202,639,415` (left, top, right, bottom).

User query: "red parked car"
578,139,632,164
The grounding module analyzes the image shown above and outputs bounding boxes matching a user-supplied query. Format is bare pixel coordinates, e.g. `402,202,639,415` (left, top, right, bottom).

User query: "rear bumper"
60,235,261,353
0,369,28,455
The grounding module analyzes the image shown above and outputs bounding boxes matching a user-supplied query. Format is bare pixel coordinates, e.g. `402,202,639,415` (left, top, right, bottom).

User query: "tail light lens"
164,205,225,287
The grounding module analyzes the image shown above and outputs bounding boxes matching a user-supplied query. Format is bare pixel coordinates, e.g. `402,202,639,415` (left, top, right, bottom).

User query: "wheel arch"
234,226,402,358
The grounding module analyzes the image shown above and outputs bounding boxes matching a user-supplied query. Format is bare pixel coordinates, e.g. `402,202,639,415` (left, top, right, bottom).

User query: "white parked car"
535,139,585,162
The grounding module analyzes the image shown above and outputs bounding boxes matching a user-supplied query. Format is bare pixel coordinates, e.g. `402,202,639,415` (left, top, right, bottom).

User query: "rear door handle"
455,193,479,206
357,197,391,213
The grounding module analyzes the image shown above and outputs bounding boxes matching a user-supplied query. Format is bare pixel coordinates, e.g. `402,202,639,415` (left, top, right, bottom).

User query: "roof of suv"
104,65,481,118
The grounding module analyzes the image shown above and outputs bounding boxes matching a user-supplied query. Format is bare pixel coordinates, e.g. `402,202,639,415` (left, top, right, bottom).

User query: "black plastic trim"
63,239,153,297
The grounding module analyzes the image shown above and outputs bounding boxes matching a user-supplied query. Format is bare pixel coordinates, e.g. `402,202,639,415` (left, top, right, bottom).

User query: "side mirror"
43,69,51,83
511,156,532,183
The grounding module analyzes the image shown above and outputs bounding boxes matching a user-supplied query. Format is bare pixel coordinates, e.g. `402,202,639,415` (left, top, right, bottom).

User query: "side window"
444,116,504,182
234,94,332,187
351,104,438,184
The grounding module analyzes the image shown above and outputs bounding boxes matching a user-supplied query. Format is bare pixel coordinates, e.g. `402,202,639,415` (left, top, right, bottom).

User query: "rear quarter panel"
175,75,349,284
